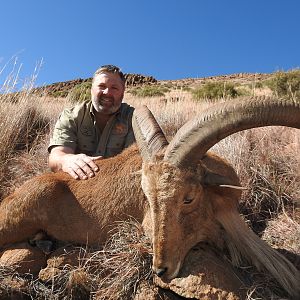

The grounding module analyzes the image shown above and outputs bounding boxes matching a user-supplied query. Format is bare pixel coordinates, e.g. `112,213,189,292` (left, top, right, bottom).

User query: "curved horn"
132,105,169,161
164,98,300,168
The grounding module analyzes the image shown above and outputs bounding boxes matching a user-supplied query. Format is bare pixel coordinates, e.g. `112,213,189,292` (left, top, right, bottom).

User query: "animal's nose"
155,267,168,277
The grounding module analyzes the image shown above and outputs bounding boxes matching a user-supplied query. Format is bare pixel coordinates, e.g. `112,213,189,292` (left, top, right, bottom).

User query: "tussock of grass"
0,220,153,299
191,81,241,101
0,94,52,197
68,81,92,103
0,68,71,196
266,69,300,99
213,127,299,233
128,85,169,98
125,90,211,139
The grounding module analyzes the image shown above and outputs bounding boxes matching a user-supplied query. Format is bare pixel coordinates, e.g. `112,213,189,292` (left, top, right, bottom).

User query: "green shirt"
48,101,135,158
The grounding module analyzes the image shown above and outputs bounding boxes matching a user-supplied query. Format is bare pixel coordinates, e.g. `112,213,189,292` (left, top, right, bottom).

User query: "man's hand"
49,146,103,180
61,153,102,180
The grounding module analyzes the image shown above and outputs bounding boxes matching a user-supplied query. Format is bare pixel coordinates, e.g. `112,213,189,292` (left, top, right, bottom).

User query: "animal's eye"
183,196,193,204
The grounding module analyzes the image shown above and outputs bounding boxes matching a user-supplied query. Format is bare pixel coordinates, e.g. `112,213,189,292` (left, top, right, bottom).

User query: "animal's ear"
202,170,246,190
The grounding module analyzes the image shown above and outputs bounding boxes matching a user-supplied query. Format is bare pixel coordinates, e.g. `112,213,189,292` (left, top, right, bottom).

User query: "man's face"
91,72,125,114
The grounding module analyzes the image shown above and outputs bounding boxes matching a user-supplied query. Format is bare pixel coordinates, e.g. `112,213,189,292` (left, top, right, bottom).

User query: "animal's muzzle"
154,266,168,277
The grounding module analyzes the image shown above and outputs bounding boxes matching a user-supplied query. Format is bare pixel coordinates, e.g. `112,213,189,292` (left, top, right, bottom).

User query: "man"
48,65,135,180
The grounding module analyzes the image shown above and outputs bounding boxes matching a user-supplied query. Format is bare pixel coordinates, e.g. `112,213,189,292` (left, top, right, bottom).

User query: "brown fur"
0,144,299,298
0,145,146,246
141,152,299,298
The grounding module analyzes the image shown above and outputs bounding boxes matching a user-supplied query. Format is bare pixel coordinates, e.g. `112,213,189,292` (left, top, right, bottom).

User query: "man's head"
91,65,126,115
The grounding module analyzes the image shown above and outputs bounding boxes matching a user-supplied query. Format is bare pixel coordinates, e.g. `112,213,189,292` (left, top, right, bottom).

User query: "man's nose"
102,87,109,94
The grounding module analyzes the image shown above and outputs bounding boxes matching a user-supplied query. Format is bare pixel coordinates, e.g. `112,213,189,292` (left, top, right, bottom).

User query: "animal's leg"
0,177,62,248
0,242,47,275
0,194,40,247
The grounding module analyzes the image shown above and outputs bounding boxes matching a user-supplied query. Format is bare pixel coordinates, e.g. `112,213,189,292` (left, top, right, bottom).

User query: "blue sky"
1,0,300,87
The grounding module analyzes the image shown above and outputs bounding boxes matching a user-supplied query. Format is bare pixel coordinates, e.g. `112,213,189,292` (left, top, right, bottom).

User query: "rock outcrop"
32,73,157,97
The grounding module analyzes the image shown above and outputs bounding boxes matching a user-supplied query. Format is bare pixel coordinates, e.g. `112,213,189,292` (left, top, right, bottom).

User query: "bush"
68,81,92,103
51,90,69,98
266,69,300,99
182,86,192,92
192,81,239,101
128,85,169,97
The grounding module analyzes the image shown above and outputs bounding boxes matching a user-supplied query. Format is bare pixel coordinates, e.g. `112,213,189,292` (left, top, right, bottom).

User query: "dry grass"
125,90,211,139
0,72,71,196
212,127,300,299
213,127,300,234
0,220,153,300
0,79,299,299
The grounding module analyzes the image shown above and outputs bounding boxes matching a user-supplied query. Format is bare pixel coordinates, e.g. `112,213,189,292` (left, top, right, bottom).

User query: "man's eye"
183,197,193,204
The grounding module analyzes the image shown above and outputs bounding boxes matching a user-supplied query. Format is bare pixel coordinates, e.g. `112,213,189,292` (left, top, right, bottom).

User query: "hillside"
32,73,158,97
32,72,272,97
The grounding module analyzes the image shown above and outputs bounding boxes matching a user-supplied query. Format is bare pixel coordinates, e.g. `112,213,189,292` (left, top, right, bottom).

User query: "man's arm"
49,146,102,180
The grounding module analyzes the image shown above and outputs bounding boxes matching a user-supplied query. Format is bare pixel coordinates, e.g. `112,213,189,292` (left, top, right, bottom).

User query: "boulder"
154,244,245,300
0,242,46,275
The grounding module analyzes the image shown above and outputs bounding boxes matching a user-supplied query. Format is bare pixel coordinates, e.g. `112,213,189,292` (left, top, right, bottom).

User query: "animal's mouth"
153,260,182,282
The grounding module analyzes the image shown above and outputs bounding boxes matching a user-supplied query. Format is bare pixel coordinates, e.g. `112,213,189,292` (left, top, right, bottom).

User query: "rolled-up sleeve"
48,108,78,153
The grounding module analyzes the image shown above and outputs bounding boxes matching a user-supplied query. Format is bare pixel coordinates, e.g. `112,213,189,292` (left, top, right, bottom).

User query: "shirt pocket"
77,126,97,155
106,124,128,157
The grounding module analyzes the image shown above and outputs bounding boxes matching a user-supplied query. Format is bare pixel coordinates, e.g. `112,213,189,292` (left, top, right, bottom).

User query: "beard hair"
92,95,121,114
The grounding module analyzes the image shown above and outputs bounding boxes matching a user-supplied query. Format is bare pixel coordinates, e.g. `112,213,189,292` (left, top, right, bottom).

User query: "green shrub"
236,86,251,97
129,85,169,97
253,81,263,89
68,81,92,103
161,82,174,89
245,81,264,90
266,69,300,99
192,81,239,101
51,90,69,98
182,86,192,92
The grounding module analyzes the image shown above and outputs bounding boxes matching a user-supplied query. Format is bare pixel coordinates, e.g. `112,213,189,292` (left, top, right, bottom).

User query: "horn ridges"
132,106,168,161
164,98,300,167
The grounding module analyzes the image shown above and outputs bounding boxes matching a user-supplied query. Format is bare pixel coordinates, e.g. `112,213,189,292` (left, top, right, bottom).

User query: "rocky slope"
32,72,272,97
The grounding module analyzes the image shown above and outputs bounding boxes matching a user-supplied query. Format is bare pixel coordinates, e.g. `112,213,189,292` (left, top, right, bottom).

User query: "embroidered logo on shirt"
112,123,126,135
